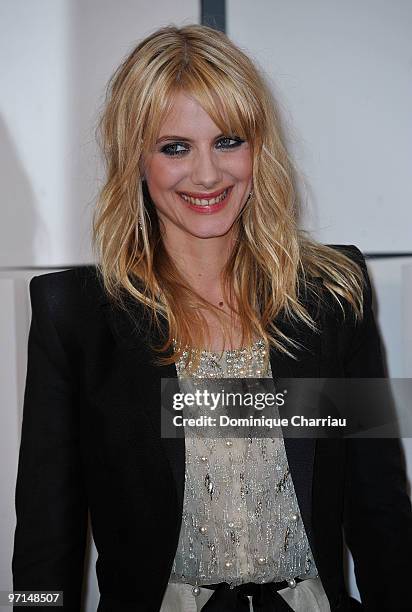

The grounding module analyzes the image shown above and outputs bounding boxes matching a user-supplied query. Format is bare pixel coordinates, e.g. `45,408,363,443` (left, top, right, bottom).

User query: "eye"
159,136,245,157
216,136,245,149
160,142,188,157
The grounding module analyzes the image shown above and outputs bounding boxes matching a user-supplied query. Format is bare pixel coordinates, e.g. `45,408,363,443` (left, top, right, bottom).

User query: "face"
142,91,253,249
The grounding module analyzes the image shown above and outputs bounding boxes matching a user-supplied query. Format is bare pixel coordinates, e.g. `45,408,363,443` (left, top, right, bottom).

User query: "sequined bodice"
169,338,319,588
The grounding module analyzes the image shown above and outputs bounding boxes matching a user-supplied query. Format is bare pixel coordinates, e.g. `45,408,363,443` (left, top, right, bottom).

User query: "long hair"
92,23,365,373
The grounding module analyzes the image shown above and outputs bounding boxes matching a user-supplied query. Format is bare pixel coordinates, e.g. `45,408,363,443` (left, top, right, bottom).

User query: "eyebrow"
156,133,226,144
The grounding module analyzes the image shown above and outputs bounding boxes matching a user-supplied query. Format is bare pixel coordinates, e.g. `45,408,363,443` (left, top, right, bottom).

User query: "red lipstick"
177,186,233,214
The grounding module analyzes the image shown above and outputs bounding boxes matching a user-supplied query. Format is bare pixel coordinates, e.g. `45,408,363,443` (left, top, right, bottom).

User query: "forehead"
158,91,221,136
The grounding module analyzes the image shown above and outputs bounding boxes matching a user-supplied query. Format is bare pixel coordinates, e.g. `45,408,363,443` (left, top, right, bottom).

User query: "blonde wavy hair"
92,23,365,373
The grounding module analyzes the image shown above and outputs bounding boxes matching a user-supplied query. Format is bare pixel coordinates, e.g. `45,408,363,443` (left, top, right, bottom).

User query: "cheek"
146,157,186,190
225,151,252,181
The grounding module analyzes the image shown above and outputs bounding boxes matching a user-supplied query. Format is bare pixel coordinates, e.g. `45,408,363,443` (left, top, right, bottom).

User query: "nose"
190,145,222,188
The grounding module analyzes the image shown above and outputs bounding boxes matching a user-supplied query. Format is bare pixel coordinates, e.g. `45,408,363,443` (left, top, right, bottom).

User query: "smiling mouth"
178,187,232,207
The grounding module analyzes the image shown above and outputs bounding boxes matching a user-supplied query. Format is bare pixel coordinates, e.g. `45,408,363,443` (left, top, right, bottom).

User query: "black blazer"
12,244,412,612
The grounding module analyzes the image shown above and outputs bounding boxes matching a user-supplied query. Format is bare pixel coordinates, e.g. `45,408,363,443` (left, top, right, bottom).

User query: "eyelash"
160,137,245,157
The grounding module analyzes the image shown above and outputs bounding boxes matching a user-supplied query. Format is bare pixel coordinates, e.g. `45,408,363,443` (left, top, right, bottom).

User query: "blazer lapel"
270,313,322,560
98,277,323,560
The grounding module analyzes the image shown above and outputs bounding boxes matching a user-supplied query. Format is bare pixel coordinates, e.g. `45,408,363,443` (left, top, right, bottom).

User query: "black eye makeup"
159,136,245,157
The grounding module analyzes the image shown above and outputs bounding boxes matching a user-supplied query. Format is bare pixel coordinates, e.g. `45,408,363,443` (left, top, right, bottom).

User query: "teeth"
180,188,228,206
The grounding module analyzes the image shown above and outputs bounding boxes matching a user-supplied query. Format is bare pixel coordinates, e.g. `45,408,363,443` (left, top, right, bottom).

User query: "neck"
163,229,238,291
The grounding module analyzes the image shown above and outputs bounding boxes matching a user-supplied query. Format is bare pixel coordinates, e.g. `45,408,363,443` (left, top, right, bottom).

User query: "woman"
12,24,412,612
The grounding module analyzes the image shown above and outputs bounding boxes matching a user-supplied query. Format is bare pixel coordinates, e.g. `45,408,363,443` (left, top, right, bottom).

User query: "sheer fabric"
160,339,330,611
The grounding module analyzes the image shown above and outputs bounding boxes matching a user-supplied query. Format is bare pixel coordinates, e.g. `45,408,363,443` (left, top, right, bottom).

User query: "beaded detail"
174,337,268,378
169,337,319,588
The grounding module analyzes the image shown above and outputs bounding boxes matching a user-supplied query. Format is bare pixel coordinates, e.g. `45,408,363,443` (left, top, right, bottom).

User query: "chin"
187,224,235,239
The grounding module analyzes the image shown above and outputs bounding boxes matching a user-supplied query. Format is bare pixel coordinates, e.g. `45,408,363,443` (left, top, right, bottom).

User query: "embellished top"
168,337,319,588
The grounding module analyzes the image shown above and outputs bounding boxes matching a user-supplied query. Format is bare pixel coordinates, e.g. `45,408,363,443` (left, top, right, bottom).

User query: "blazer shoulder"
28,265,108,338
315,244,374,332
26,266,112,360
325,243,367,266
324,244,371,300
325,244,371,291
29,265,105,307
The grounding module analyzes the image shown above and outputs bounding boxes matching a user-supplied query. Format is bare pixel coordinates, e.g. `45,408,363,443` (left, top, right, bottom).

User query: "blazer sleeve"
341,246,412,611
12,275,88,611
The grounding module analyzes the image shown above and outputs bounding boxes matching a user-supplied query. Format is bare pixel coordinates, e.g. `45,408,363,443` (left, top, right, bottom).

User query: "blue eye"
161,143,188,157
217,137,244,149
160,137,245,157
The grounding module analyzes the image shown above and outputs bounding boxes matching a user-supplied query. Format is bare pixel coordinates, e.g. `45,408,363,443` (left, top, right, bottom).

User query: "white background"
228,0,412,252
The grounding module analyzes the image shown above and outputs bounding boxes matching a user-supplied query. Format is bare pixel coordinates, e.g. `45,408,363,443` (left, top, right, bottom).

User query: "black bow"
200,580,297,611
